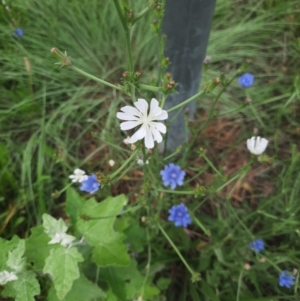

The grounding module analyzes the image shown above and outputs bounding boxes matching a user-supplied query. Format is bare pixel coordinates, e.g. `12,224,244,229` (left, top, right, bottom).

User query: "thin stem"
140,227,151,297
112,0,134,72
157,223,196,277
156,188,195,195
163,146,180,161
202,152,223,177
110,148,139,181
132,5,153,23
139,83,161,92
199,73,239,132
190,214,211,237
125,29,134,72
160,94,166,110
71,66,123,91
56,182,73,196
236,271,243,301
167,90,206,113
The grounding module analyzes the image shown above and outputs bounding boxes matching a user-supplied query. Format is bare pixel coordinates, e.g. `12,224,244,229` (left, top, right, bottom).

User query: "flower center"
141,114,151,125
177,211,182,217
171,172,177,179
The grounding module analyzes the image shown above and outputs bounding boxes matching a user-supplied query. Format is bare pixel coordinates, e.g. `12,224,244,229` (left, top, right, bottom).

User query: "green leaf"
65,187,85,225
7,240,26,272
77,195,130,267
100,259,159,300
25,226,52,270
2,271,40,301
93,233,130,266
42,213,68,238
200,280,220,301
43,245,84,300
0,236,20,270
123,217,146,253
48,274,106,301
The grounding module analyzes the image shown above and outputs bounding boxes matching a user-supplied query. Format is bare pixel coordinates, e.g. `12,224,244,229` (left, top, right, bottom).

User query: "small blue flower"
80,174,100,194
249,238,265,253
160,163,185,190
238,72,254,88
168,203,191,227
13,28,23,38
279,270,295,288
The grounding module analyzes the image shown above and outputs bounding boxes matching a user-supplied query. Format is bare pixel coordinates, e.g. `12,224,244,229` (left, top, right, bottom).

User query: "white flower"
116,98,168,149
137,158,149,166
69,168,88,183
0,271,18,285
108,159,115,167
247,136,268,155
48,232,75,247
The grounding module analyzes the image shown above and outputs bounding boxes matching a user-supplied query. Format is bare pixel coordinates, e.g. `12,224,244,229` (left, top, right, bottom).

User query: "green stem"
139,83,161,92
157,223,197,277
156,188,195,195
163,146,180,161
199,73,239,132
71,66,123,91
202,152,223,177
160,94,167,110
191,214,211,237
110,148,139,181
132,5,153,23
140,227,151,297
112,0,134,72
56,182,73,196
236,271,243,301
125,29,134,72
167,90,206,113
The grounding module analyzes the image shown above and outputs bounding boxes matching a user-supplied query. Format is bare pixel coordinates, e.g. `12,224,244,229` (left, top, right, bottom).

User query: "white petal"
144,128,154,149
149,98,162,116
150,126,163,143
116,112,140,121
120,121,141,130
247,137,255,152
129,125,146,143
119,106,142,117
155,110,168,120
74,168,85,175
151,122,166,134
257,138,268,154
134,98,148,114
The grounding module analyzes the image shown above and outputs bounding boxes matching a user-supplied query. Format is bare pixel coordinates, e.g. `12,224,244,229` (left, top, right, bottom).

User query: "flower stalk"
110,148,140,181
158,223,200,281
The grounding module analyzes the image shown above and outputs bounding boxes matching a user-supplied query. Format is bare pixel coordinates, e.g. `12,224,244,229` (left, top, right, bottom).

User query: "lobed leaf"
43,245,84,300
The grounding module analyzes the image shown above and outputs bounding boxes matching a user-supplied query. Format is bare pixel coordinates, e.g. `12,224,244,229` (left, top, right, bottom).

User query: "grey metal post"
162,0,217,152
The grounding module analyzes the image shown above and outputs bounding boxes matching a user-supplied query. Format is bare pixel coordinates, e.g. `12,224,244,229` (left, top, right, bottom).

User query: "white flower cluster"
69,168,88,183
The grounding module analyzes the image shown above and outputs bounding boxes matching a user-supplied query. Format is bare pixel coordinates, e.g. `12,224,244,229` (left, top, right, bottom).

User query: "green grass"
1,0,300,300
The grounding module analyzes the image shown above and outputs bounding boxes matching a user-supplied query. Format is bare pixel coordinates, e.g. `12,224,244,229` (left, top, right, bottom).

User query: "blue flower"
238,72,254,88
79,174,100,194
249,238,265,253
168,203,191,227
13,28,23,38
279,271,295,288
160,163,185,190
